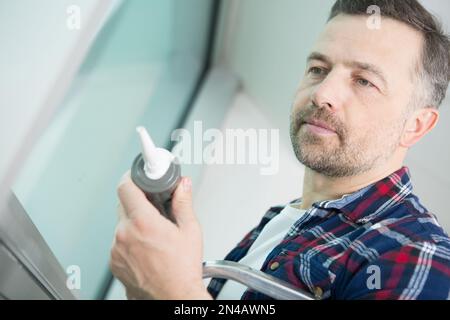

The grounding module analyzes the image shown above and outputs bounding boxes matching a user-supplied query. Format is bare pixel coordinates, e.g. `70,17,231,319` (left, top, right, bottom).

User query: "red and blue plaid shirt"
207,166,450,299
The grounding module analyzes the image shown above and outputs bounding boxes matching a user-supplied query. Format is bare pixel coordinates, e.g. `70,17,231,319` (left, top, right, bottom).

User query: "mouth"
302,119,337,135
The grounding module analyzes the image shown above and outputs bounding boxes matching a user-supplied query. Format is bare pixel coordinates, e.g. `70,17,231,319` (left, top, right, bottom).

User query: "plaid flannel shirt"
207,166,450,300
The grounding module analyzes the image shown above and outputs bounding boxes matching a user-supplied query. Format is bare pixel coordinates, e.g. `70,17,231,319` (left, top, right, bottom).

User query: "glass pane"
12,0,212,299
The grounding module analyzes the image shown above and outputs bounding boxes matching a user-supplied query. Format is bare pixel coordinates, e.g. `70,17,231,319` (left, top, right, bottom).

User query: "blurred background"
0,0,449,299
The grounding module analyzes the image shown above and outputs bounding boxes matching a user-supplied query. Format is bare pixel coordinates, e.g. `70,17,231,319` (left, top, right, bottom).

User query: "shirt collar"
309,166,413,224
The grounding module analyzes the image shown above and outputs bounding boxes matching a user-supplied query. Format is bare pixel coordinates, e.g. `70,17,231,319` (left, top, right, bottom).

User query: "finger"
117,171,156,219
171,177,197,229
118,169,131,185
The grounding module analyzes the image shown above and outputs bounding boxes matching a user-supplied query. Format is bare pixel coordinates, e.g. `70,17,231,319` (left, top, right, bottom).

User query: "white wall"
215,0,335,143
196,91,304,261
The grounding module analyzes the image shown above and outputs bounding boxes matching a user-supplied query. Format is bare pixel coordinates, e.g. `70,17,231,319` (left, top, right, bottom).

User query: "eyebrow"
306,51,388,88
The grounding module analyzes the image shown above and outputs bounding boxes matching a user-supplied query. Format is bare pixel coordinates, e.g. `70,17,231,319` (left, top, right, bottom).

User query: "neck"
300,161,403,210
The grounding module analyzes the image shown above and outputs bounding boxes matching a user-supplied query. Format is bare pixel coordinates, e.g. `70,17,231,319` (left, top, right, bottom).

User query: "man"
110,0,450,299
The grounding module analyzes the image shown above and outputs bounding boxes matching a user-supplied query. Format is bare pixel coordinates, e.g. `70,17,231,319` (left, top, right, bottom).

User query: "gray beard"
289,122,400,178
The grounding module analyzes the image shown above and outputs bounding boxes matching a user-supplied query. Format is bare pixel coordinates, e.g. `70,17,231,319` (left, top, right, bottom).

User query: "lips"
304,119,336,133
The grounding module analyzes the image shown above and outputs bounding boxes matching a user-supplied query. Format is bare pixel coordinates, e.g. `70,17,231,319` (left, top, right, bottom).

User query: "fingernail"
183,177,192,192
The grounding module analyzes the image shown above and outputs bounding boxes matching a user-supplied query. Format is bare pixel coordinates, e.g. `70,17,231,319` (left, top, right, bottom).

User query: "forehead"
312,14,423,83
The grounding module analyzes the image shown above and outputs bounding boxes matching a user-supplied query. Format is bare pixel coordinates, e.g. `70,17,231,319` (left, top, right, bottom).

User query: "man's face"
290,14,423,177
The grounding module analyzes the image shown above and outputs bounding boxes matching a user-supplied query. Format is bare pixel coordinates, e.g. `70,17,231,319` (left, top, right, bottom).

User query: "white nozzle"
136,126,173,180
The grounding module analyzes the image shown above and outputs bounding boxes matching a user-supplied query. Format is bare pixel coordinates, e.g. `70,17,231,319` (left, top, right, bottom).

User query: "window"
12,0,214,299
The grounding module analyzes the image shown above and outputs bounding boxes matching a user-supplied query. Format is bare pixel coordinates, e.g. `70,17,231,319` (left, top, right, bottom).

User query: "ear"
400,107,439,148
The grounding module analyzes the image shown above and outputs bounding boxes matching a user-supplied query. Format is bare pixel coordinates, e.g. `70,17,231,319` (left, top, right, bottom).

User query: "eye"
355,78,374,88
308,66,327,76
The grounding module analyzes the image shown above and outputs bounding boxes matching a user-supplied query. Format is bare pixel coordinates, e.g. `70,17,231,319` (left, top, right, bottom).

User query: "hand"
109,172,212,300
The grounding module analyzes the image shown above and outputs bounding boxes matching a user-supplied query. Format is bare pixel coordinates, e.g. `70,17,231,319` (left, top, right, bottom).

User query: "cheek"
348,116,399,149
344,116,378,145
292,82,311,110
353,87,381,107
346,99,389,132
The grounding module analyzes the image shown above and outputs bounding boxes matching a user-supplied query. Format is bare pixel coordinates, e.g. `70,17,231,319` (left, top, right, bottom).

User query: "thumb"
171,177,196,228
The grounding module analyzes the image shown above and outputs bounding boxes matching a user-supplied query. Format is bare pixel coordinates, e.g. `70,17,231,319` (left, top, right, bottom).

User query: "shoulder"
337,195,450,299
357,192,448,248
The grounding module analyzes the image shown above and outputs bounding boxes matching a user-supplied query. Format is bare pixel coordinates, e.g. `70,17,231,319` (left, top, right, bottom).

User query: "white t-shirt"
216,202,307,300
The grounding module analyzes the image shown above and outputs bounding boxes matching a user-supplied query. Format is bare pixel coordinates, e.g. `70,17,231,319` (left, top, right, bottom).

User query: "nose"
310,70,347,113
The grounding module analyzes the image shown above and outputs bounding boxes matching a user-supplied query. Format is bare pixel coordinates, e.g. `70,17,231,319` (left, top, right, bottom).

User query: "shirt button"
313,286,323,299
269,261,280,271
